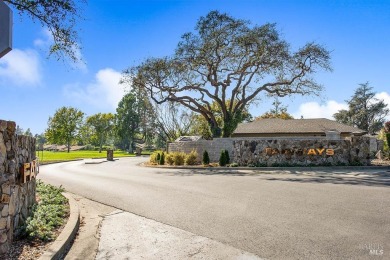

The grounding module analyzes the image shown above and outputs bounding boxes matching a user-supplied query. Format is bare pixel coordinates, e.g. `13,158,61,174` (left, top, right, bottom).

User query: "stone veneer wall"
233,137,370,166
0,120,36,254
168,136,371,166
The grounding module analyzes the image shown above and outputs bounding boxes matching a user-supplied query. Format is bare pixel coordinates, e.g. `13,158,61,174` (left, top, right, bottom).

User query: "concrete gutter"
39,193,80,260
142,163,390,172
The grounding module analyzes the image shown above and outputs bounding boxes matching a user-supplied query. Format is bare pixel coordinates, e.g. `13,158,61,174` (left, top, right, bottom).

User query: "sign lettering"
264,148,335,156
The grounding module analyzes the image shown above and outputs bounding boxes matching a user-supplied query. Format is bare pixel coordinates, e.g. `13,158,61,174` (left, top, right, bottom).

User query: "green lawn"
36,150,139,164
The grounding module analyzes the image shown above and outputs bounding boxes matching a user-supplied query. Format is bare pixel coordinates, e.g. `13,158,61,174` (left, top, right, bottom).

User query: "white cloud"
0,48,42,86
376,91,390,120
376,92,390,107
63,68,125,110
293,100,348,119
34,28,52,49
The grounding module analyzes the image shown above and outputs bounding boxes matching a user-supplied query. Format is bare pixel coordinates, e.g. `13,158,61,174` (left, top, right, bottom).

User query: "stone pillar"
0,120,36,255
107,149,114,161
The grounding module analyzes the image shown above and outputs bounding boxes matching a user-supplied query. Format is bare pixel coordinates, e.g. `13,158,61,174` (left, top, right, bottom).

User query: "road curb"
39,193,80,260
141,163,390,172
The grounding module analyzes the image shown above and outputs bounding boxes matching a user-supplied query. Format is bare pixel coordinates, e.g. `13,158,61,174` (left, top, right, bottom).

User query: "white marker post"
0,1,12,58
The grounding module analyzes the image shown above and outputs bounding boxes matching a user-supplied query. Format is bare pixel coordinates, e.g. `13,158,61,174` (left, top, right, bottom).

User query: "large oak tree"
123,11,331,137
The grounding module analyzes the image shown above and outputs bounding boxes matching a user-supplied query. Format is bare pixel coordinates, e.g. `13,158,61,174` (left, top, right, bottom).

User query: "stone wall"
168,136,371,166
233,137,370,166
0,120,36,254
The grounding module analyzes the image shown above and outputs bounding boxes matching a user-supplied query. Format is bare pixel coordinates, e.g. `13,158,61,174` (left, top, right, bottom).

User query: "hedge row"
150,149,231,166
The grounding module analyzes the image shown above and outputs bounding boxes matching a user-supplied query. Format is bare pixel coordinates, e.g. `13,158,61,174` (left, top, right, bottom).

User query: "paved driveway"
39,157,390,259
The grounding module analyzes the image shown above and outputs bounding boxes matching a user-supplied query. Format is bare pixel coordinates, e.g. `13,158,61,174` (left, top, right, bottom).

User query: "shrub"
166,153,174,165
150,150,163,164
159,152,165,165
185,150,198,165
24,180,68,241
224,150,230,164
202,150,210,165
173,152,186,165
219,149,227,166
230,162,238,167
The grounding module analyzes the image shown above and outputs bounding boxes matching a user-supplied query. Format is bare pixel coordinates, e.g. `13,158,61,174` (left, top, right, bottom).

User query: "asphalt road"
38,157,390,259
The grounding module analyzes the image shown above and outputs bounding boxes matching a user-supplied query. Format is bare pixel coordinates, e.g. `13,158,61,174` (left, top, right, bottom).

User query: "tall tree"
255,98,294,120
86,113,115,153
4,0,86,62
45,107,85,152
115,93,141,152
34,133,47,146
123,10,331,137
24,128,33,136
15,125,23,135
334,83,389,134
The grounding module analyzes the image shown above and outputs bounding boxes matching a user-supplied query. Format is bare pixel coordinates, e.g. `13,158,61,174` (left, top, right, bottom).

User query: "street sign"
0,1,12,58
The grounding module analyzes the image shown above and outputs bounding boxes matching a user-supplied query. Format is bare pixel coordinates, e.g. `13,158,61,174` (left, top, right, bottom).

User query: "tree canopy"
86,113,115,153
45,106,85,152
123,10,331,137
255,98,294,120
5,0,85,62
333,83,389,134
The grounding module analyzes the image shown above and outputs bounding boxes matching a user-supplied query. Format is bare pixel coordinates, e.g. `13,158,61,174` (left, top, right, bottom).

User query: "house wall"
0,120,36,254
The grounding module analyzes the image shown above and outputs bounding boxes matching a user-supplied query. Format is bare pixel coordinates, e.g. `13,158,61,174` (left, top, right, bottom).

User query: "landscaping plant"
24,180,68,241
202,150,210,165
224,150,230,164
159,152,165,165
219,149,227,166
166,153,175,165
150,150,164,164
173,152,186,165
185,150,198,165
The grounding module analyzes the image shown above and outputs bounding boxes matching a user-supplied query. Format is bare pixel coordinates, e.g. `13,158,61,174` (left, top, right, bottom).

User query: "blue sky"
1,0,389,135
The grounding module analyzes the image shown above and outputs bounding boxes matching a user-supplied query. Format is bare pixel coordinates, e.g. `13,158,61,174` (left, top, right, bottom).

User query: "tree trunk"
209,119,222,138
67,139,70,153
99,135,103,153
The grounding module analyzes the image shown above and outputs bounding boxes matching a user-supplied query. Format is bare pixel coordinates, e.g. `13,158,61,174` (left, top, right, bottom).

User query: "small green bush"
166,153,174,165
224,150,230,164
24,180,68,241
159,152,165,165
173,152,186,165
185,150,198,165
202,150,210,165
219,150,227,166
230,162,238,167
156,153,161,162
